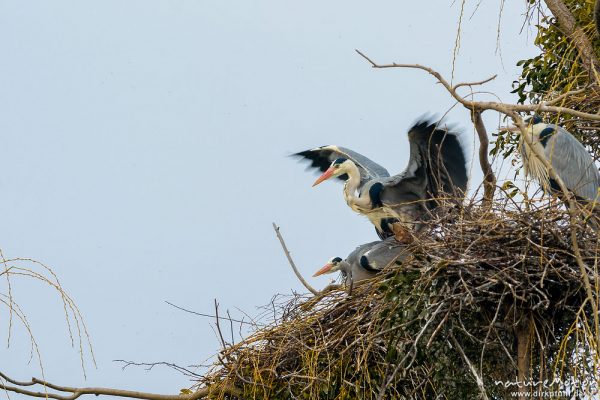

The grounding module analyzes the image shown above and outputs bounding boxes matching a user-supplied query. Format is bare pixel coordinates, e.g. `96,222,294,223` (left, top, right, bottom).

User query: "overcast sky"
0,1,538,397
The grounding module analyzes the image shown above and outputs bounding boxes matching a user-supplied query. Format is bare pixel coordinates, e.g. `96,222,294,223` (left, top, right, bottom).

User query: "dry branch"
354,49,600,121
272,222,319,295
0,372,242,400
471,110,496,208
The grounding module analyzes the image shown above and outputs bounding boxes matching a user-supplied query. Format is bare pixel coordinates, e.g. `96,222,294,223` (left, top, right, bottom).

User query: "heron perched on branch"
295,118,468,241
313,238,409,286
512,115,600,203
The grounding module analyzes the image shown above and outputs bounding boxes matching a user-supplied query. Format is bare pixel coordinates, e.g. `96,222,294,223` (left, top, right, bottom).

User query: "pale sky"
0,1,538,397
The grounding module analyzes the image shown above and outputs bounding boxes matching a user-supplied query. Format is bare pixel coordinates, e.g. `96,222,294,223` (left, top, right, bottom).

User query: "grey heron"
313,237,409,286
313,241,379,285
514,115,600,203
295,118,468,241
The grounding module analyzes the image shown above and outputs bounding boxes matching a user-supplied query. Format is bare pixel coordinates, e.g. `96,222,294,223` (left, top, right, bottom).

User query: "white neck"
520,125,549,184
342,162,371,209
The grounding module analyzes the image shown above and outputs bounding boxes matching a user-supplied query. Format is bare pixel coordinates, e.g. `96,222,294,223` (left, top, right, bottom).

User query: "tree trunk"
515,317,533,400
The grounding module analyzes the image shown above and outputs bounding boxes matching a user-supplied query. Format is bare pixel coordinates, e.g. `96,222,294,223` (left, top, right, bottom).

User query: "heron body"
313,237,409,285
519,116,600,202
359,237,410,272
295,118,468,239
313,241,379,286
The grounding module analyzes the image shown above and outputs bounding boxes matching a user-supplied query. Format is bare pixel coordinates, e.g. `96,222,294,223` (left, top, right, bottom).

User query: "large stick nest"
198,199,598,399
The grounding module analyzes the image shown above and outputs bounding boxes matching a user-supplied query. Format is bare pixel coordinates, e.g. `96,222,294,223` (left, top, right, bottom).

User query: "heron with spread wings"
295,118,468,241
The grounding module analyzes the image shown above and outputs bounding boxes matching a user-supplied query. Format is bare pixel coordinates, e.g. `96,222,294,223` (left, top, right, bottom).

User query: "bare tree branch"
544,87,587,105
214,299,228,349
471,110,496,208
0,371,243,400
272,223,319,295
453,75,498,90
355,49,600,121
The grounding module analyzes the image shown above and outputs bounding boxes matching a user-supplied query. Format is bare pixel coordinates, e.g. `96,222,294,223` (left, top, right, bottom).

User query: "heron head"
505,114,543,133
312,158,350,186
313,256,343,277
524,114,543,126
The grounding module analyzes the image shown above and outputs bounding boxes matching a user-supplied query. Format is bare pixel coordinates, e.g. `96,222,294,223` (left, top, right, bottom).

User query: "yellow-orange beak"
313,262,334,277
312,168,335,187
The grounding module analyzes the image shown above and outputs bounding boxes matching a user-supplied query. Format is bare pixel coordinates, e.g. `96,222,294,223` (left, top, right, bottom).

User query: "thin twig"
214,299,227,349
164,301,252,325
114,361,201,378
272,223,319,295
453,75,497,90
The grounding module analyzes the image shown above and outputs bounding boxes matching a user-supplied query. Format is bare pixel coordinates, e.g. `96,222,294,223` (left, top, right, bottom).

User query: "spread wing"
293,145,390,189
379,118,468,212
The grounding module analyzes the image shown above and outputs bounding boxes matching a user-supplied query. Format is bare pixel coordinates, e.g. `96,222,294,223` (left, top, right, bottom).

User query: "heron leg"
347,271,354,296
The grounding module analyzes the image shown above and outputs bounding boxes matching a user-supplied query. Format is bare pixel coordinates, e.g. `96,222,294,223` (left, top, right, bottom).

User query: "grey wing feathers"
408,119,468,197
293,145,390,186
360,237,410,271
336,146,390,178
346,241,381,264
547,127,600,201
380,118,468,210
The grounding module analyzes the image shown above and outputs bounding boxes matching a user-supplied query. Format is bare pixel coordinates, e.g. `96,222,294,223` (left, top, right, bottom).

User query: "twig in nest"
449,333,490,400
272,222,319,295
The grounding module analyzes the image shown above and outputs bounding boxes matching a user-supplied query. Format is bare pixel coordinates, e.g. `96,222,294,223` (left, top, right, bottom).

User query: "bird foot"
391,223,413,244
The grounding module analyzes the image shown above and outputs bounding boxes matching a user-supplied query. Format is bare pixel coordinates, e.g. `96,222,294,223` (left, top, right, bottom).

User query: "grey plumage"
294,145,390,191
359,237,410,272
519,117,600,202
312,241,378,285
295,117,468,239
313,237,409,286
